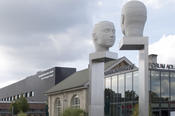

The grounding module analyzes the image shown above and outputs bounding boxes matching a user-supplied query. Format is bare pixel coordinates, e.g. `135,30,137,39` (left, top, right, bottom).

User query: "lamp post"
119,1,149,116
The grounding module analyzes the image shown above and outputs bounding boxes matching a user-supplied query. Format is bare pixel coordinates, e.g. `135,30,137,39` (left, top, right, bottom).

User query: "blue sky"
0,0,175,88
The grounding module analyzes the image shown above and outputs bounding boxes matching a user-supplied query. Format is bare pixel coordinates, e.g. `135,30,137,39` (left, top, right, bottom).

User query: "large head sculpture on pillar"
121,0,147,37
92,21,115,52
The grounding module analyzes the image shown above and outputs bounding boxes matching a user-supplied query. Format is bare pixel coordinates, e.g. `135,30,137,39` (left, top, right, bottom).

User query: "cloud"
0,0,91,35
0,0,95,88
149,34,175,64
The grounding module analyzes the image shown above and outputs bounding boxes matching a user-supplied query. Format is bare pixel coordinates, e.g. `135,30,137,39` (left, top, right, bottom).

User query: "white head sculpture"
121,0,147,37
92,21,115,52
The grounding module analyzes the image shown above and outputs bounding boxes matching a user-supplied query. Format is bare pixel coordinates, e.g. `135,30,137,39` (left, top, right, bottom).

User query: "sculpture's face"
94,22,115,48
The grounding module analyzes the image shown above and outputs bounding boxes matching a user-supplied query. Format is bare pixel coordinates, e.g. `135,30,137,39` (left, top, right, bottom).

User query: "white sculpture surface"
92,21,115,52
121,0,147,37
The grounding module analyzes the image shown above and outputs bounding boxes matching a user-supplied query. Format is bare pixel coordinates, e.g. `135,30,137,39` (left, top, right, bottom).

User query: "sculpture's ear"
93,33,97,41
121,14,125,35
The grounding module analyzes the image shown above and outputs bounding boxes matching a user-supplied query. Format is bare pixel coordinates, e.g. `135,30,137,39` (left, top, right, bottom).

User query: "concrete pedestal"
89,52,117,116
119,36,149,116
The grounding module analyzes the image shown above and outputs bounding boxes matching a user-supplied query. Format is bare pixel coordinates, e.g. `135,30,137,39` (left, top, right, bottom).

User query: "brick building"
0,101,46,116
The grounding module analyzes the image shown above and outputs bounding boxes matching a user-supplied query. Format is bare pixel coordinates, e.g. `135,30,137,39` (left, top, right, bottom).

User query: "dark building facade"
0,67,76,116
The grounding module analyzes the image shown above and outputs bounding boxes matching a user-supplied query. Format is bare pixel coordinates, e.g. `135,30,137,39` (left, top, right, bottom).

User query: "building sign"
105,64,135,75
38,70,54,80
149,63,175,70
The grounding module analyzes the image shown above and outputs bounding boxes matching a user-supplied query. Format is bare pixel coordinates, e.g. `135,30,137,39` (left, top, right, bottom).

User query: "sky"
0,0,175,88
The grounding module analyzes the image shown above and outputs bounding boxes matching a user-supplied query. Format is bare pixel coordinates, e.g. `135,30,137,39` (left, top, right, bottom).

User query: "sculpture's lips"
105,39,115,46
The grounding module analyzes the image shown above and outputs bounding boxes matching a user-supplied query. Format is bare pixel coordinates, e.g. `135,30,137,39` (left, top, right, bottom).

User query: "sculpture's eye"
103,28,110,33
122,14,124,25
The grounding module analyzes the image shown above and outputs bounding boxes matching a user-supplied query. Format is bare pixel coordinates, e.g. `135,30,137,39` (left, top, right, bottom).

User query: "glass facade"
105,69,175,116
170,72,175,109
105,71,138,116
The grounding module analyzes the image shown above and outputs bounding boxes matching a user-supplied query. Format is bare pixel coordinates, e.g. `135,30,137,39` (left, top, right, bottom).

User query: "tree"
17,97,29,112
10,102,20,115
10,97,29,115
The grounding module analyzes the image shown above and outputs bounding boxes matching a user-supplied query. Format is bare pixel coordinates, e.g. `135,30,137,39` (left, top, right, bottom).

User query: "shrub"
17,111,27,116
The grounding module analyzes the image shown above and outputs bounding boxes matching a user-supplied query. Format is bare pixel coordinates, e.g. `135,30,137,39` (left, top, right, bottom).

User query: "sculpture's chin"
104,43,114,48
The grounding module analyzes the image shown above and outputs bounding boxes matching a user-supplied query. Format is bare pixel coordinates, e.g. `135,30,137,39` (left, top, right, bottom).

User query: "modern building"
46,55,175,116
0,67,76,116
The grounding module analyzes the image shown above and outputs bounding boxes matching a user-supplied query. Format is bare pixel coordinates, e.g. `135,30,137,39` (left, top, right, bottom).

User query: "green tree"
10,102,20,115
17,97,29,112
10,97,29,115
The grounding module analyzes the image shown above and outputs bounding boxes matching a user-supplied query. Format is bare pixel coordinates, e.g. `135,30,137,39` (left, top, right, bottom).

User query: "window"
112,75,118,93
15,95,18,99
171,72,175,101
32,91,34,96
71,95,80,109
105,77,111,89
161,71,169,101
30,91,33,97
17,95,19,99
151,71,160,101
27,92,30,97
13,96,15,100
133,71,139,101
170,72,175,108
10,96,12,101
25,92,28,97
125,72,133,101
55,98,61,116
118,74,125,98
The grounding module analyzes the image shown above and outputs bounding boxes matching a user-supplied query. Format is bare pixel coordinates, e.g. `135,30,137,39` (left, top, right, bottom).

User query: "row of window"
1,91,34,101
104,70,175,116
105,70,175,102
55,95,80,116
105,71,139,116
150,70,175,102
105,71,139,100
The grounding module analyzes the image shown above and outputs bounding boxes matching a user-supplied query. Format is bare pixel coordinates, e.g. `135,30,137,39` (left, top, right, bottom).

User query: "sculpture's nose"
110,35,115,39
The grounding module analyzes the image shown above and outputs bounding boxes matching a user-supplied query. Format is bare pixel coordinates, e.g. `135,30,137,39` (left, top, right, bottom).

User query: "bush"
132,104,152,116
62,108,86,116
132,104,139,116
17,111,27,116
